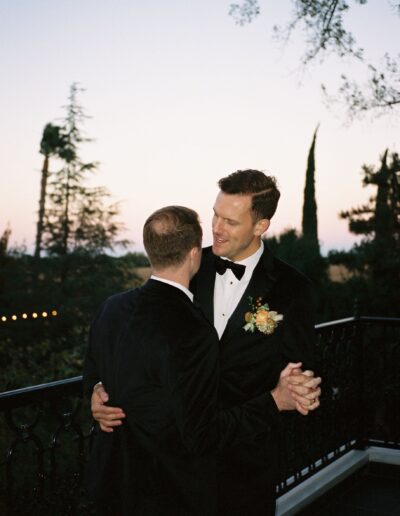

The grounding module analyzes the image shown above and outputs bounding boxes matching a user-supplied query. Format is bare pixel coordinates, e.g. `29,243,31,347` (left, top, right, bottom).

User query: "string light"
0,310,58,322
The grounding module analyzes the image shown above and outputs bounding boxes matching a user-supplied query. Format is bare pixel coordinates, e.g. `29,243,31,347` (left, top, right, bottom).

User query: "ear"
189,246,199,260
254,218,270,236
189,246,202,276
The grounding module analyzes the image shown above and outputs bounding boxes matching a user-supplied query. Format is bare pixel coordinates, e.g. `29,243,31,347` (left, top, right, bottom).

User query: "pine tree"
337,149,400,315
42,84,128,256
340,150,400,246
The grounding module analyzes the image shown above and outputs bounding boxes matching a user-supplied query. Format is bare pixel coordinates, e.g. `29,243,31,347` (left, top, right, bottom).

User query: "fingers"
98,417,125,432
295,401,309,416
290,385,321,408
295,390,321,415
93,383,109,403
296,397,320,416
92,403,125,419
280,362,303,378
291,368,313,377
99,422,115,433
93,404,125,433
288,377,321,394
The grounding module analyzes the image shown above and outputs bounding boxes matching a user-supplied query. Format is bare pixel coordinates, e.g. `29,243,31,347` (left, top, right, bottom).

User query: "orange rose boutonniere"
243,297,283,335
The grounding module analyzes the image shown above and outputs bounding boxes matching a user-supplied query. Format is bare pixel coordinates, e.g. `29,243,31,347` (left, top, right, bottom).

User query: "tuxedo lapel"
221,246,278,342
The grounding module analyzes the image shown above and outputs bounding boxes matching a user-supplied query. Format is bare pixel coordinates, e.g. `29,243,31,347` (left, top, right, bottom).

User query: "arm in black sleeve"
279,277,317,372
169,318,280,455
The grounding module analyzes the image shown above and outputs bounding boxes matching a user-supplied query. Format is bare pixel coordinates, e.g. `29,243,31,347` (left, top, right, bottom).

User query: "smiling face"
212,191,269,262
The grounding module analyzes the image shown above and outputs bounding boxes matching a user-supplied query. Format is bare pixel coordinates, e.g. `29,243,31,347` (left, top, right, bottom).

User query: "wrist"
270,387,283,411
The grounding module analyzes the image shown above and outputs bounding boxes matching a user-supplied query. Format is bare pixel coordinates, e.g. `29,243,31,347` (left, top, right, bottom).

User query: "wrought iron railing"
277,316,400,494
1,316,399,514
0,378,93,515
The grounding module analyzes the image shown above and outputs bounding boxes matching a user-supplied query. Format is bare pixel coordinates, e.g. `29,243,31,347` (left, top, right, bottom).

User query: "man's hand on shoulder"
91,383,126,433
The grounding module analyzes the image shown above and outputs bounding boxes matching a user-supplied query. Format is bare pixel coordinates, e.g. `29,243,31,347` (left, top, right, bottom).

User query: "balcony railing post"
354,316,368,450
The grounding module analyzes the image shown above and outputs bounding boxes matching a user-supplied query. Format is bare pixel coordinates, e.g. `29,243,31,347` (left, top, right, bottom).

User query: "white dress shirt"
213,241,264,338
150,275,194,302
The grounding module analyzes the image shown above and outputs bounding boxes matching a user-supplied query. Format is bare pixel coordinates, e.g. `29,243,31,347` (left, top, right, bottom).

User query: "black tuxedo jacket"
190,246,316,516
83,279,282,516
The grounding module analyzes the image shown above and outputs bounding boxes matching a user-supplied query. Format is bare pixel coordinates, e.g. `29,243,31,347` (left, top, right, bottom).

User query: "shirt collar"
150,275,194,302
222,241,264,281
235,240,264,268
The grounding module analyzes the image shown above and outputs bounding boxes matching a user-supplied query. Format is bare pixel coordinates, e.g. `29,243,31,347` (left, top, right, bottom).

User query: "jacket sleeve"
279,277,317,372
168,314,280,455
82,320,102,399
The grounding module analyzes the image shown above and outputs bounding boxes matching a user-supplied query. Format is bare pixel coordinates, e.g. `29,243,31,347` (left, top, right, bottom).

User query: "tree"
302,125,320,256
229,1,400,118
41,84,129,256
0,224,11,259
34,123,66,258
332,149,400,314
340,149,400,244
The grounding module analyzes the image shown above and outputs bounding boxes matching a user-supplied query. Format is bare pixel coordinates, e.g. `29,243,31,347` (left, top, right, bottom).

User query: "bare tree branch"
228,0,399,118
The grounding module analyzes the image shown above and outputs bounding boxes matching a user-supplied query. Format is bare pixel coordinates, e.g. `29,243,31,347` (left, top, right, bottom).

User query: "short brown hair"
143,206,202,268
218,169,280,220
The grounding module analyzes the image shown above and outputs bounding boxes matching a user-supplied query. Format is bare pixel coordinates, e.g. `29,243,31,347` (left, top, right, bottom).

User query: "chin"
212,244,225,257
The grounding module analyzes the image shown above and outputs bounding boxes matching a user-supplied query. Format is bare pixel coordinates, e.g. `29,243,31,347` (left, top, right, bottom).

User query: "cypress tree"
301,125,320,256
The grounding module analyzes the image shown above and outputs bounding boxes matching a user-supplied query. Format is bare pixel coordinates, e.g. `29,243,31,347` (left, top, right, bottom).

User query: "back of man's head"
143,206,202,269
218,169,280,221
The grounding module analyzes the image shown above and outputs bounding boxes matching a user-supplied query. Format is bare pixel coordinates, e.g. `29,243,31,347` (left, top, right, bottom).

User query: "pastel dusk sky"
1,0,399,255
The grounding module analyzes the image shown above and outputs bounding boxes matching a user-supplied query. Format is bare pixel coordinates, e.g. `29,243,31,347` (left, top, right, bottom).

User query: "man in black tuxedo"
191,170,318,515
90,171,321,515
83,204,318,516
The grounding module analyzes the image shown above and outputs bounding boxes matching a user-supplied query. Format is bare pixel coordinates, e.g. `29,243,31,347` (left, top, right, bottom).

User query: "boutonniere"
243,296,283,335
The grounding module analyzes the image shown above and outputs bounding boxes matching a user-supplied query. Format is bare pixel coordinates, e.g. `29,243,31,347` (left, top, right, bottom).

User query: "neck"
152,267,190,289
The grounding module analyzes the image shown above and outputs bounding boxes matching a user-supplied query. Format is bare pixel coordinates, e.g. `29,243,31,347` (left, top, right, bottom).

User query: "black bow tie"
214,256,246,280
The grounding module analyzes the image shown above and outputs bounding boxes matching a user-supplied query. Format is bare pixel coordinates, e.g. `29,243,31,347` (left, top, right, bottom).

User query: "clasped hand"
271,362,321,415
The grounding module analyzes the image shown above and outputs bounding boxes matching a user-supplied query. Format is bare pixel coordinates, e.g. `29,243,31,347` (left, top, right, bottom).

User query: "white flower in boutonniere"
243,296,283,335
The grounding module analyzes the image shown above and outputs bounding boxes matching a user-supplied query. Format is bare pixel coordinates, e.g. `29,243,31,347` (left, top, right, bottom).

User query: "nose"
213,216,223,233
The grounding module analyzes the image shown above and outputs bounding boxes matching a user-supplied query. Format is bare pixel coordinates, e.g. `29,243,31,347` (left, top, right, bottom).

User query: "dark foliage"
0,252,146,391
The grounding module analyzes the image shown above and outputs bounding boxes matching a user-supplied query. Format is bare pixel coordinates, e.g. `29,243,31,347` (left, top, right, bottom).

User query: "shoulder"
197,246,216,275
92,289,140,325
260,246,315,305
200,246,214,266
273,256,313,292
